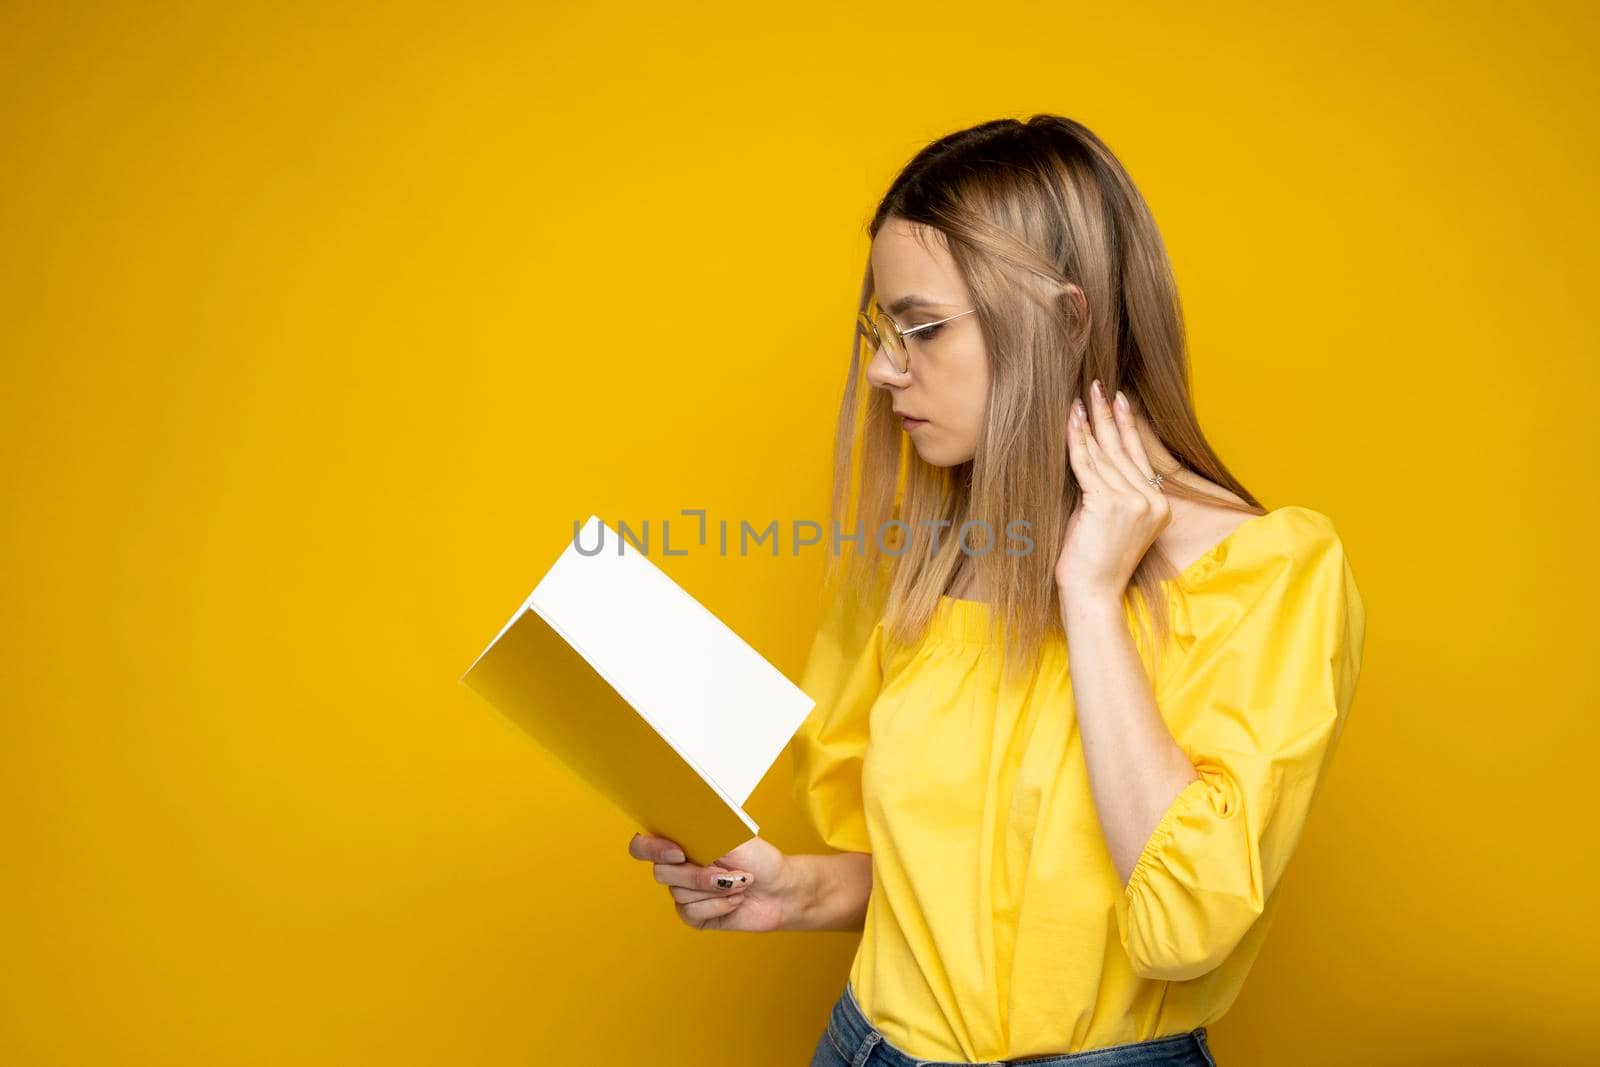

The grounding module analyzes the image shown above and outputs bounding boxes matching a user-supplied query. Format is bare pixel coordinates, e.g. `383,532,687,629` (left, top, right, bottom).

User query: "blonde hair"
822,114,1265,686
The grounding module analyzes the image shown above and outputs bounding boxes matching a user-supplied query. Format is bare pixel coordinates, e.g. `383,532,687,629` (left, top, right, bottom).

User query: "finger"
653,862,752,892
1087,380,1131,467
1085,381,1140,493
629,833,686,864
677,895,743,928
1110,389,1156,483
1082,415,1139,495
670,882,749,904
1067,398,1105,493
650,861,699,890
705,868,753,892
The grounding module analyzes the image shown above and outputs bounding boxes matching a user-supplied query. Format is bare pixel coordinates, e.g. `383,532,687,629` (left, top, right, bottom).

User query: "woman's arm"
1060,591,1198,886
1064,546,1361,981
779,851,873,932
1060,384,1363,980
1059,382,1201,886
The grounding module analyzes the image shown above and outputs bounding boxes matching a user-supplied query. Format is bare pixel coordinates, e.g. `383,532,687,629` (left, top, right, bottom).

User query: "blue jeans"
808,981,1220,1067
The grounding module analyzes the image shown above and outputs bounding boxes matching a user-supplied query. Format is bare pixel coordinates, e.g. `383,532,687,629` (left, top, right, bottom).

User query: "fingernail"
1092,379,1103,398
664,848,686,863
1115,390,1128,412
1073,398,1085,419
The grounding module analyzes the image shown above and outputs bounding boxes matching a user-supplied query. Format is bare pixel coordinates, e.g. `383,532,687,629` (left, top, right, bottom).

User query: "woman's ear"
1059,281,1090,347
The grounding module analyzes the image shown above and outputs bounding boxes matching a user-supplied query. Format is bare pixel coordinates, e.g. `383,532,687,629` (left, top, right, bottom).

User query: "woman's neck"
947,557,987,601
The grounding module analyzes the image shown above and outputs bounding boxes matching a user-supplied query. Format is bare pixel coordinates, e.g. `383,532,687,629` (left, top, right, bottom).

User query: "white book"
460,514,816,865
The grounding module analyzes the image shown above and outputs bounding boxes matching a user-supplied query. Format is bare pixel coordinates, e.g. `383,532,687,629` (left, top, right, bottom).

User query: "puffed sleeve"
789,576,887,854
1113,510,1367,981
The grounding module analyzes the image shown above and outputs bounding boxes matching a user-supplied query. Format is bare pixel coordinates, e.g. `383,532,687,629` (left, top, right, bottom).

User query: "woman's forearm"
1061,586,1199,886
780,851,873,932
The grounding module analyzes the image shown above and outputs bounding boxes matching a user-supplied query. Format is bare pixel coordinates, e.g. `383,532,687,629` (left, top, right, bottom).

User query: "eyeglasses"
856,302,977,374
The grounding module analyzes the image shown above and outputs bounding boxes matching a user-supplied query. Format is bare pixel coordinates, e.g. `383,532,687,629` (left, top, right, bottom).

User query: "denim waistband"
825,980,1218,1066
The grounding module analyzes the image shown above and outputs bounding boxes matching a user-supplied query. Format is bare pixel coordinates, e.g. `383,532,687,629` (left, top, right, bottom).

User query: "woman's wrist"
775,853,820,931
1057,579,1124,616
778,852,872,932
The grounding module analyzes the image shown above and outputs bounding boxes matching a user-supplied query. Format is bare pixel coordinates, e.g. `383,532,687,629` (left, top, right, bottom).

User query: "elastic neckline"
931,505,1298,643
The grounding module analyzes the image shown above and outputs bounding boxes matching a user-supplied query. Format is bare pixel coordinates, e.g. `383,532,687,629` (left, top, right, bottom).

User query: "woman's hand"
1058,379,1172,601
627,832,795,932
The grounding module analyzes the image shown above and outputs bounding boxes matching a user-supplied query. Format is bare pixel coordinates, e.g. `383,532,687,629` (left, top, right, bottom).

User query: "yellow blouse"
791,505,1366,1062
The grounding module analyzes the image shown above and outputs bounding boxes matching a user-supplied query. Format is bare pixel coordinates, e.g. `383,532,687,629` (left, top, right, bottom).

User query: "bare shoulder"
1158,475,1262,574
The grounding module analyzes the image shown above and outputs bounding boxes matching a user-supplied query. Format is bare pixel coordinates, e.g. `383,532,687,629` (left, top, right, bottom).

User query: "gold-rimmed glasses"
856,303,977,374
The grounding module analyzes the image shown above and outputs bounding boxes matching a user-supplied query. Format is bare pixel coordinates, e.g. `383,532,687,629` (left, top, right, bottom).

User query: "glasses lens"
856,312,879,359
869,307,908,372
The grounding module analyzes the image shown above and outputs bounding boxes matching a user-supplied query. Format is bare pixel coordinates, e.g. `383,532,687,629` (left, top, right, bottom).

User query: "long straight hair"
821,114,1265,686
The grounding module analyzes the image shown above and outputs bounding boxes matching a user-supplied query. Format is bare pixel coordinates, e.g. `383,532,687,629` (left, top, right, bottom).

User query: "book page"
526,515,815,804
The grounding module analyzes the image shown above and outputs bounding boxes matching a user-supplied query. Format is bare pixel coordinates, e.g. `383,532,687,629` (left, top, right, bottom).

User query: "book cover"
460,514,816,865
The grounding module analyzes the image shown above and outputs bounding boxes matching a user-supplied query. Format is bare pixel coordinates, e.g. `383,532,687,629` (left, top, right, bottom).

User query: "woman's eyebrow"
881,294,951,315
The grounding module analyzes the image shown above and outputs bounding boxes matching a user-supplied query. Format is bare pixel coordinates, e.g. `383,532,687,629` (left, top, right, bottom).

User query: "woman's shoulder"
1158,501,1365,725
1171,501,1348,597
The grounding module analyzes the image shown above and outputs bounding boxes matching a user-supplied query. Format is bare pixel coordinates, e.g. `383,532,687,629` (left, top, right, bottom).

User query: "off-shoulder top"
790,505,1367,1061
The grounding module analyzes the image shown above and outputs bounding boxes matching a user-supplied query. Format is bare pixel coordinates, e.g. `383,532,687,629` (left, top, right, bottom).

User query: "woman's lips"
901,416,927,431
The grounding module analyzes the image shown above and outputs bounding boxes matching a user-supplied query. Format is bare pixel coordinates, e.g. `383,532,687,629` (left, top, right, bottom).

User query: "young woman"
628,114,1366,1066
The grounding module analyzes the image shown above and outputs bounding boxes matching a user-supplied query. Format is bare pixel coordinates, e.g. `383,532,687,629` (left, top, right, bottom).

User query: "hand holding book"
626,832,794,932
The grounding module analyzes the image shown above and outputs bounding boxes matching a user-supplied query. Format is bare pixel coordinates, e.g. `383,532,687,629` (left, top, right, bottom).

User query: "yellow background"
3,2,1596,1064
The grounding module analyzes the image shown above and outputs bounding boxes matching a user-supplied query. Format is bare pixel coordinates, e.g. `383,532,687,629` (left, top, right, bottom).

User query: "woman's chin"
910,440,969,468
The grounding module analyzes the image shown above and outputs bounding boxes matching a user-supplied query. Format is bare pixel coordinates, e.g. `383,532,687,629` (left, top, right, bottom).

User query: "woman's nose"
863,341,900,388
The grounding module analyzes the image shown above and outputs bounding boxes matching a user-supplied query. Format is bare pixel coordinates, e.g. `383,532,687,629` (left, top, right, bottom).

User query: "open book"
459,514,816,866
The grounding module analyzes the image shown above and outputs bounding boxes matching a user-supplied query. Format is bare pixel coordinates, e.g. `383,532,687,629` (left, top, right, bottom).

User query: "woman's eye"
910,323,944,343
